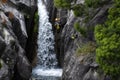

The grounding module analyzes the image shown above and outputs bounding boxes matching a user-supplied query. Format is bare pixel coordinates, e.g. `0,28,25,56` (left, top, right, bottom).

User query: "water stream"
32,0,62,80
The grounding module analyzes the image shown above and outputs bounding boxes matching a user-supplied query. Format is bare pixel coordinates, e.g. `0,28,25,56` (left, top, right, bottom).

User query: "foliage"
74,22,86,37
53,0,106,19
76,42,96,56
72,4,85,17
108,5,120,21
85,0,101,8
72,0,103,17
95,0,120,79
54,0,72,9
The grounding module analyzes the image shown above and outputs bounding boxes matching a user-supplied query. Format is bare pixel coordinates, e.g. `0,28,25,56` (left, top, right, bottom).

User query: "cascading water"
32,0,62,80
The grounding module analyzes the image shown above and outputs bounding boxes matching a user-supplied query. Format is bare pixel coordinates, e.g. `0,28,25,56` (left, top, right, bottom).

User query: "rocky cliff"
0,0,37,80
52,0,114,80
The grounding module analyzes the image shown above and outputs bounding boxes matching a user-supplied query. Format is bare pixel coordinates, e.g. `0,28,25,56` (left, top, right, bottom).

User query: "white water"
36,0,57,69
32,0,62,79
33,69,62,77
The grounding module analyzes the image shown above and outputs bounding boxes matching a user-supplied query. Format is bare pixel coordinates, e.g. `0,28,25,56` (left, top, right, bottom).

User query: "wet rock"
9,0,35,7
90,62,99,69
0,60,9,80
0,0,36,79
17,46,32,79
0,37,6,57
83,69,99,80
9,17,27,49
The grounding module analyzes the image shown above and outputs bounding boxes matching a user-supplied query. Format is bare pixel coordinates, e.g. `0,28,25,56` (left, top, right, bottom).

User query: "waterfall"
32,0,62,79
37,0,57,69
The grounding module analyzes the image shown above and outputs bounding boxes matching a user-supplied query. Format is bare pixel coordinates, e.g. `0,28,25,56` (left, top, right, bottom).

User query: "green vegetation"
54,0,120,78
72,0,102,17
54,0,120,79
74,22,86,37
54,0,72,9
85,0,100,8
72,4,85,17
34,11,39,33
95,0,120,79
54,0,106,19
76,42,96,56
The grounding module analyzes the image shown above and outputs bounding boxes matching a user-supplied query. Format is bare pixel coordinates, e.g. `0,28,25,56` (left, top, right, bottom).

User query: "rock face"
50,0,113,80
0,0,36,80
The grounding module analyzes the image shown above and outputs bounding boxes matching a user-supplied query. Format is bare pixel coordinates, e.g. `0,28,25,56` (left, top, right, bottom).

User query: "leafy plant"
72,4,85,17
84,0,101,8
54,0,72,9
95,0,120,79
74,22,87,37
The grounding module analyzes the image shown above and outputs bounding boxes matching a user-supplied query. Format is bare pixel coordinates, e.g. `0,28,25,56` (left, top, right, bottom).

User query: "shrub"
95,0,120,78
95,22,120,78
74,22,87,37
108,7,120,21
72,4,85,17
76,42,96,56
84,0,101,8
54,0,72,9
